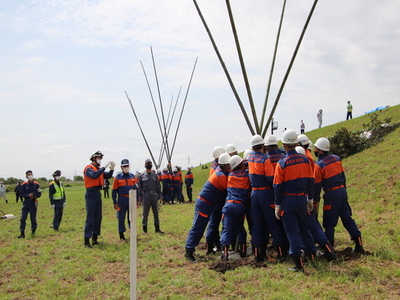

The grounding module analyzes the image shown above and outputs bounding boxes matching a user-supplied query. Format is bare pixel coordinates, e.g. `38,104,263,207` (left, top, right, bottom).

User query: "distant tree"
74,175,84,181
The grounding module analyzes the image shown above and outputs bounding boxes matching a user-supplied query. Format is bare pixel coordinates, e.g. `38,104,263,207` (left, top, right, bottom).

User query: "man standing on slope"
313,137,364,253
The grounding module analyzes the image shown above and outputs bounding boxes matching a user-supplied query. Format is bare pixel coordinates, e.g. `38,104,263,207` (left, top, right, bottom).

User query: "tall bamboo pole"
259,0,287,133
262,0,319,137
125,91,158,166
225,0,259,133
193,0,255,135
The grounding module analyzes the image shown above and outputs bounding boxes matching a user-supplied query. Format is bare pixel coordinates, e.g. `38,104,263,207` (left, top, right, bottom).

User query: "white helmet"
243,149,253,160
282,129,298,144
212,146,226,159
230,155,243,169
295,146,306,155
218,153,231,165
225,143,238,155
308,140,314,151
297,134,309,146
265,135,278,146
173,167,177,172
163,167,168,172
315,137,330,151
156,169,161,173
251,135,264,147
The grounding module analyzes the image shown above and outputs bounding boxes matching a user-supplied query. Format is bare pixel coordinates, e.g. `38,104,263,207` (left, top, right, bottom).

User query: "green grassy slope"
0,105,399,299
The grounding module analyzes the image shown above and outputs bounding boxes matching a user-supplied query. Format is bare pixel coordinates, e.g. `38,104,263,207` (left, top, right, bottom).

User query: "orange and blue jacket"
161,170,172,186
172,172,182,186
111,172,136,204
273,149,314,205
198,166,229,206
83,164,113,191
247,150,275,189
209,159,219,177
226,169,251,205
314,153,346,202
185,171,194,186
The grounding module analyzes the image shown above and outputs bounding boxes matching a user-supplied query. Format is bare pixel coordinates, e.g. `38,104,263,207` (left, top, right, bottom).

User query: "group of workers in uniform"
15,169,66,239
185,131,364,272
158,166,194,204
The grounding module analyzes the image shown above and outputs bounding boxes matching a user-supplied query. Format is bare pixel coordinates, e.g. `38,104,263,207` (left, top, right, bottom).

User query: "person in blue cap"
112,159,136,240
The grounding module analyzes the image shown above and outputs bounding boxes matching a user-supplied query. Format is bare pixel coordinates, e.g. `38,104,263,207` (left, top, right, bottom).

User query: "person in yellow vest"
49,170,66,231
83,151,115,248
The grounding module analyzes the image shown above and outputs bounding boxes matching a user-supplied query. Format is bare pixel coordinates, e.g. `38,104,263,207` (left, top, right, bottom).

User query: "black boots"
254,244,267,262
276,245,288,262
119,232,126,240
92,234,99,245
239,243,247,258
206,242,215,255
221,246,229,261
323,241,337,261
84,237,92,248
18,231,25,239
143,226,147,233
185,248,196,262
155,225,164,234
289,256,304,272
354,236,365,253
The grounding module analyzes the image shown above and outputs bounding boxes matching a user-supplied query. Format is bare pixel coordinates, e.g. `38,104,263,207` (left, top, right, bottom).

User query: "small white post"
129,189,137,300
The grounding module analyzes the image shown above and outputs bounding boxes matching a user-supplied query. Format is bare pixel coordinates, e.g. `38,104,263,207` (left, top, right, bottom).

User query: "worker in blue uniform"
18,170,42,238
220,155,251,261
112,159,136,241
313,137,364,253
184,153,231,262
274,129,317,272
83,151,115,247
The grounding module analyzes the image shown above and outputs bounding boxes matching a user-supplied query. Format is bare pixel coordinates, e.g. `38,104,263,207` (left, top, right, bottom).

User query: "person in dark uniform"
138,159,164,234
103,179,110,198
14,182,24,203
83,151,115,248
274,129,317,272
185,166,194,203
112,159,136,241
18,170,42,238
49,170,66,231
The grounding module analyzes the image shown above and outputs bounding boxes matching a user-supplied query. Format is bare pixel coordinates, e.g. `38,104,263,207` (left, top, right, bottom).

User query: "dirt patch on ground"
208,246,373,274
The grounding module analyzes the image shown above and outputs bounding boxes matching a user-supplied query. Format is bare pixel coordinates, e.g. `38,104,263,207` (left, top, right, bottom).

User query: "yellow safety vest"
51,181,65,200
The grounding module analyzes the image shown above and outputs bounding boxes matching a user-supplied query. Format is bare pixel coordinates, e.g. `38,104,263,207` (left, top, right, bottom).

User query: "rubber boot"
143,226,147,233
276,245,287,263
31,229,36,235
119,232,126,240
254,246,265,262
215,240,221,252
185,248,196,262
84,237,92,248
18,231,25,239
323,241,337,261
306,253,316,266
221,246,229,261
206,242,215,255
288,256,304,272
92,234,99,245
354,236,365,253
239,243,247,258
155,225,164,234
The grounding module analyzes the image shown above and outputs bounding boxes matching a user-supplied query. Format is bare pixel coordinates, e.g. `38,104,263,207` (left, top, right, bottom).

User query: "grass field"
0,105,399,299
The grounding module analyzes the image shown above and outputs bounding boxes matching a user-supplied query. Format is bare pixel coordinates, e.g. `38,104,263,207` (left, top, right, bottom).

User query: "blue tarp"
365,106,389,114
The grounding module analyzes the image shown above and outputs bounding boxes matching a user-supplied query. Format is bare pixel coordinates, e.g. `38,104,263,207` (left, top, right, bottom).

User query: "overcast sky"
1,0,399,180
